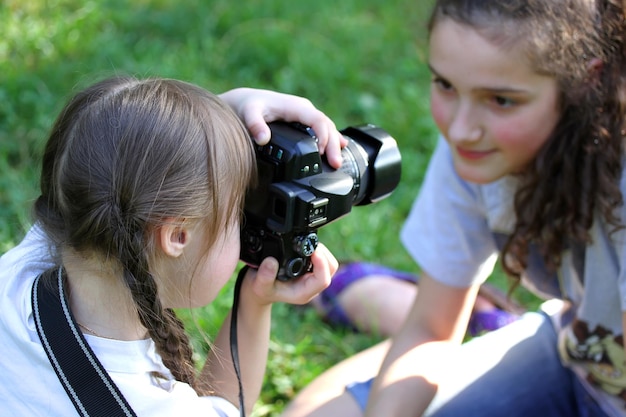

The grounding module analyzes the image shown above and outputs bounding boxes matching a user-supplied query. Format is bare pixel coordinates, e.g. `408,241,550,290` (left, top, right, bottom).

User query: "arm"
211,87,340,411
365,272,480,417
219,88,347,168
201,244,338,414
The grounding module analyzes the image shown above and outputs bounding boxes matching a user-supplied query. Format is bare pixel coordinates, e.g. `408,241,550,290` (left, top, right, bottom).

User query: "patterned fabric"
561,318,626,403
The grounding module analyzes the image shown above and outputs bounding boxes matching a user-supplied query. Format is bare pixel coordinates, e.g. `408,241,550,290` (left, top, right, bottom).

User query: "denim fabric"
346,312,609,417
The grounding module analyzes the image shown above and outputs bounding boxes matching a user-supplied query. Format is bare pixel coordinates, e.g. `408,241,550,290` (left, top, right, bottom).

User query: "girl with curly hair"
285,0,626,416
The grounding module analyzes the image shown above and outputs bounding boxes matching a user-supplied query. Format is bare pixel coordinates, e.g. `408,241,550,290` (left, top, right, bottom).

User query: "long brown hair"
428,0,626,277
34,76,256,393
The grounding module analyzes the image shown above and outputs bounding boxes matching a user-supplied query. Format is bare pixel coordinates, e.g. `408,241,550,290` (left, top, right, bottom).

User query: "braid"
35,76,256,396
117,224,201,392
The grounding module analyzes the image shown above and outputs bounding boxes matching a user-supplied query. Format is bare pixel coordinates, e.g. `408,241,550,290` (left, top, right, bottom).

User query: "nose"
447,101,483,143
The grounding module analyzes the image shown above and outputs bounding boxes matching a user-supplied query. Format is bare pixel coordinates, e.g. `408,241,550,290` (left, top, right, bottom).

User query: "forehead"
428,18,548,90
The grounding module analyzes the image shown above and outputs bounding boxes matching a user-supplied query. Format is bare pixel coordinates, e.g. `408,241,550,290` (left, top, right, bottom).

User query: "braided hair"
35,76,256,393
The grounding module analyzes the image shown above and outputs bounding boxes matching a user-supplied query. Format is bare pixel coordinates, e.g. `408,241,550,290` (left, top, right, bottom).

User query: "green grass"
1,1,541,416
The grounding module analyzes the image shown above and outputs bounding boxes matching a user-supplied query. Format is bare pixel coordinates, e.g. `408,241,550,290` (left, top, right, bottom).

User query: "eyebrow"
428,63,530,95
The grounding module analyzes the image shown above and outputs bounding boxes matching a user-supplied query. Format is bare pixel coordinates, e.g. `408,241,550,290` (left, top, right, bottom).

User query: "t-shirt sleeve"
400,137,498,288
0,225,55,275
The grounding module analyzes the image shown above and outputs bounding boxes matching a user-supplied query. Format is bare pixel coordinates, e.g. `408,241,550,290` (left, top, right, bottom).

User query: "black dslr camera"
240,121,402,280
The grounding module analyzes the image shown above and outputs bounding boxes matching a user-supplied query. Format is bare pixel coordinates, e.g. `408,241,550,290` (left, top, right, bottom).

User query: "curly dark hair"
428,0,626,276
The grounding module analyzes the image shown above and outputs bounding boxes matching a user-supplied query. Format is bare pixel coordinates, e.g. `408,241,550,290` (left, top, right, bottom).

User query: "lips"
455,147,495,161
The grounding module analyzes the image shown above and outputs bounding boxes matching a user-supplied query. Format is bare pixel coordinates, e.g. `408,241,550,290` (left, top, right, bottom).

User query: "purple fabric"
317,262,520,335
467,310,518,336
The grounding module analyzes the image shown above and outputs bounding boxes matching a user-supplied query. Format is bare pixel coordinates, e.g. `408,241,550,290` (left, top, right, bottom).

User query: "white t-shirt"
0,226,239,417
401,137,626,416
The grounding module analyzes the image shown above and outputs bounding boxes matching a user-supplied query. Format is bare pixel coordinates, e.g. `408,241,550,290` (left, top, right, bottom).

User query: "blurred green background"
0,1,537,416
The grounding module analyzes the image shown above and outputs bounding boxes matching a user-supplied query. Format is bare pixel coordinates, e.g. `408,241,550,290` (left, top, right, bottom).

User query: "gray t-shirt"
401,137,626,413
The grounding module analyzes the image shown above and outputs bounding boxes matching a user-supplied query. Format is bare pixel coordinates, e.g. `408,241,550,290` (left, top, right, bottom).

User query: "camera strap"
230,265,249,417
32,264,249,417
31,267,138,417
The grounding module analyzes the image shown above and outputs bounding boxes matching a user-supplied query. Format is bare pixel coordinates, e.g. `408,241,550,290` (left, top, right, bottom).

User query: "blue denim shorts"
345,312,608,417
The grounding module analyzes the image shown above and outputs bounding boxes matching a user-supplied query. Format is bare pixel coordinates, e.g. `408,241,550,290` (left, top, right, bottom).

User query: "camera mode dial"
293,232,319,257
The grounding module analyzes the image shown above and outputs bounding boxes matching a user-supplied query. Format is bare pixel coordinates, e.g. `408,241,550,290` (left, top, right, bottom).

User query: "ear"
587,57,603,78
158,220,188,258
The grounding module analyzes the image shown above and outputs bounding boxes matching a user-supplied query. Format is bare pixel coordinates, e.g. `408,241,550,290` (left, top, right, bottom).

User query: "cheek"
191,233,241,306
490,122,527,148
490,112,557,159
430,94,449,134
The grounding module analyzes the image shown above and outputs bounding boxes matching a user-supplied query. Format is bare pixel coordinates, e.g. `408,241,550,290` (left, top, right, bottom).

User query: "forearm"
201,286,272,413
198,248,335,413
366,275,474,416
366,338,461,416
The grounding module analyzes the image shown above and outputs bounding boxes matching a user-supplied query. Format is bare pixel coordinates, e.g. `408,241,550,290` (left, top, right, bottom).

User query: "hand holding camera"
240,121,402,280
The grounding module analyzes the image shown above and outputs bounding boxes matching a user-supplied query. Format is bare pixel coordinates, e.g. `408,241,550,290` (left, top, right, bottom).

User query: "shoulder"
0,225,55,344
0,225,55,284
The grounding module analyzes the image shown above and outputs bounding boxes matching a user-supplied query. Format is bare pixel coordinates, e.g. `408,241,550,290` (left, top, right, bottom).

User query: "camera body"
240,121,401,280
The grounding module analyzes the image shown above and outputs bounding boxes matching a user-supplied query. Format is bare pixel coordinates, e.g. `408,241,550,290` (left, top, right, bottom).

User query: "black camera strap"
31,267,138,417
230,265,249,417
32,265,249,417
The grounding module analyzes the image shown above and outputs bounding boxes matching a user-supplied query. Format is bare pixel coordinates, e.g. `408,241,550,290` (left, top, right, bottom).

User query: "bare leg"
337,275,417,337
282,340,390,417
311,272,521,338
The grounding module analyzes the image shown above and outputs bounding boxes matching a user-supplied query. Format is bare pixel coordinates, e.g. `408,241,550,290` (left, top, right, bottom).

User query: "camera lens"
239,121,401,280
338,125,402,206
336,141,369,204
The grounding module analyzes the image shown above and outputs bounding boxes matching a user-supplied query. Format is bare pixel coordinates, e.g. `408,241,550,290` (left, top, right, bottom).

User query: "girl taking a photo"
0,76,344,416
